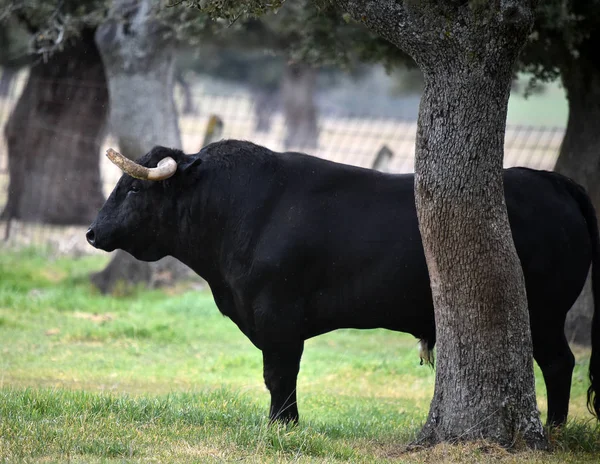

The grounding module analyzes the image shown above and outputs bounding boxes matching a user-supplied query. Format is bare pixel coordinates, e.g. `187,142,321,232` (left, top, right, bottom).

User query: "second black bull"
87,140,600,426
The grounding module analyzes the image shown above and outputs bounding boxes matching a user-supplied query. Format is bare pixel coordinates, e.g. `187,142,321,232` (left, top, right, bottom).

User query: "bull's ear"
177,155,202,174
171,155,203,187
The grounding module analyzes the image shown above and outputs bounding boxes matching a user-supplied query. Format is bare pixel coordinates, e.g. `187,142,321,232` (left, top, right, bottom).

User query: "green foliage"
0,0,107,55
0,0,219,58
184,0,598,92
4,0,598,90
1,0,411,74
0,16,30,66
389,67,424,95
179,47,285,90
182,0,286,20
181,0,410,69
519,0,600,86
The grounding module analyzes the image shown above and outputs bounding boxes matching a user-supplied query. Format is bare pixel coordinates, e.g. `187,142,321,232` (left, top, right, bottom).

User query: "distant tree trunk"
176,70,196,115
337,0,546,448
281,62,319,150
0,67,17,96
2,28,108,225
554,43,600,347
565,272,593,347
95,0,181,157
253,87,278,133
91,0,193,294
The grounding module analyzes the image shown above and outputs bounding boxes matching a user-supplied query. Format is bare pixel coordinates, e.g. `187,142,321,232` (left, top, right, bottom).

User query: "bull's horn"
106,148,177,181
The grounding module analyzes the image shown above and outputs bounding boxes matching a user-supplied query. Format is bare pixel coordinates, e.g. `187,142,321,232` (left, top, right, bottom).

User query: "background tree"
280,61,319,149
0,17,30,96
175,67,196,115
180,0,408,147
177,46,283,132
0,1,109,225
95,0,181,162
189,0,546,448
518,0,600,347
244,0,408,149
177,46,375,133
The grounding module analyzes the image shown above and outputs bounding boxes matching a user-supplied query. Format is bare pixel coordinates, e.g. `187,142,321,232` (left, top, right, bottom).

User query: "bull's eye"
128,185,140,195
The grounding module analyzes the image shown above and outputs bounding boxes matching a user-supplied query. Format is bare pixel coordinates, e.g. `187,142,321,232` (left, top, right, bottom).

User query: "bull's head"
86,146,202,261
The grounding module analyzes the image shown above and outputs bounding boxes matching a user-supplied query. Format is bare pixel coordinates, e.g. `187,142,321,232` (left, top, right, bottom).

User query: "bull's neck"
169,176,236,283
170,158,279,285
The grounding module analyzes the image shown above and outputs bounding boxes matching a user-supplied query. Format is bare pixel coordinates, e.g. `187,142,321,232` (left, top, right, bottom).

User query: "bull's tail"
563,176,600,419
582,195,600,420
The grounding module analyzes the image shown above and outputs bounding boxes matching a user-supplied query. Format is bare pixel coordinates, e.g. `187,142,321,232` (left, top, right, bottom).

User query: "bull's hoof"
268,413,299,426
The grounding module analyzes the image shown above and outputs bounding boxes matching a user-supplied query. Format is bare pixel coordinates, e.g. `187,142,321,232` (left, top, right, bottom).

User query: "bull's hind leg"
533,330,575,427
262,341,304,424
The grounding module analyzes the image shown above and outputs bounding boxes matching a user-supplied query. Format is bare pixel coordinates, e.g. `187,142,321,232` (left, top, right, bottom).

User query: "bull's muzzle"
86,227,97,247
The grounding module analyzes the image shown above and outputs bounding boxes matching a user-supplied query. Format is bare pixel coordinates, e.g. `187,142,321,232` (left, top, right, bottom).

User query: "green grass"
0,247,599,463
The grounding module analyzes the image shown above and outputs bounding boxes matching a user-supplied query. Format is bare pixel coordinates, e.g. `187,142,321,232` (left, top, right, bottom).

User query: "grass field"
1,248,599,463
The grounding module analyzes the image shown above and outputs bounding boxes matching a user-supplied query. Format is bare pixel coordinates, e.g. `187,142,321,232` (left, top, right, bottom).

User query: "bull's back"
265,157,434,338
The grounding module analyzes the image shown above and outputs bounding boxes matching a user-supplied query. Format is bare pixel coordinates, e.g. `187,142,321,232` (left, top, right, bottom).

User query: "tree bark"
416,69,543,448
2,29,108,225
281,62,319,150
91,0,192,294
336,0,546,448
554,43,600,347
95,0,181,157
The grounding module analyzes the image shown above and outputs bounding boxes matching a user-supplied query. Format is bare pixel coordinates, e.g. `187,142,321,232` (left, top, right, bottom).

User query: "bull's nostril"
86,228,96,246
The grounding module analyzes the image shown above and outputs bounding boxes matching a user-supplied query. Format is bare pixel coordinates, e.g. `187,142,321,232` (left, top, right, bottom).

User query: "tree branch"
332,0,427,58
333,0,536,71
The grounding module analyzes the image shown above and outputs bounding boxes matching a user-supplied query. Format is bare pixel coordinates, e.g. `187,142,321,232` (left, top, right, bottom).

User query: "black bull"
87,140,600,426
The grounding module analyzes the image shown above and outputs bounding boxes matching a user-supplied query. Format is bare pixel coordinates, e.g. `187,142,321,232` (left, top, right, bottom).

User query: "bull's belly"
303,294,434,340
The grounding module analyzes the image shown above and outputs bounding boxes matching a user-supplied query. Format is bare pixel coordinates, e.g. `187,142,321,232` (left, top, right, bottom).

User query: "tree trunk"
0,67,17,96
413,11,545,449
415,69,544,448
554,44,600,347
281,62,319,150
2,29,108,225
176,70,196,115
336,0,546,448
94,0,181,158
565,272,593,347
253,87,278,133
91,0,193,294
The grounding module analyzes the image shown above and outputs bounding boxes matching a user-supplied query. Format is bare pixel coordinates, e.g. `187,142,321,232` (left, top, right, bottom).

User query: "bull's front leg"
262,341,304,424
